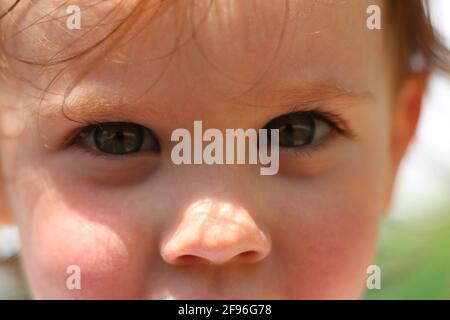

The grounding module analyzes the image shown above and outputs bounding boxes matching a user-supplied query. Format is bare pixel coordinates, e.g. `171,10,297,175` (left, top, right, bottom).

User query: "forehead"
2,0,390,108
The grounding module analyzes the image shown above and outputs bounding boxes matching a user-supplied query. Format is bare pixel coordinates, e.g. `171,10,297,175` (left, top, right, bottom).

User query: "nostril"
175,255,211,265
236,250,262,262
171,250,264,265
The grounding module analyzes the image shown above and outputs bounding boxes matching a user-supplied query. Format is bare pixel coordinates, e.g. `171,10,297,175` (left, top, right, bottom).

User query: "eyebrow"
41,91,163,122
226,81,374,110
39,81,373,122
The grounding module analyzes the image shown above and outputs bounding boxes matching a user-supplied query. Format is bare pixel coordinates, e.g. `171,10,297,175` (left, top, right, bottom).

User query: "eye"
76,122,160,155
263,111,339,148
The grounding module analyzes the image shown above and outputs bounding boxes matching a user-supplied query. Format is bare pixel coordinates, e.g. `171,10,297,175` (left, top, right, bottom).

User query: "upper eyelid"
264,110,353,159
62,124,95,148
309,111,346,133
66,110,347,137
61,109,351,151
288,108,355,139
70,122,160,150
278,123,342,161
63,121,137,144
267,109,349,136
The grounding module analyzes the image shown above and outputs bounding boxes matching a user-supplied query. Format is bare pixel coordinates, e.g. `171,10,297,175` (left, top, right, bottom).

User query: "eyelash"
291,108,347,135
69,126,110,158
64,124,136,159
275,108,349,158
63,109,348,160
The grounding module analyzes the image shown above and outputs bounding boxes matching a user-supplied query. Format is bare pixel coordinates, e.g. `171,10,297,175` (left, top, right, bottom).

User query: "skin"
0,0,425,299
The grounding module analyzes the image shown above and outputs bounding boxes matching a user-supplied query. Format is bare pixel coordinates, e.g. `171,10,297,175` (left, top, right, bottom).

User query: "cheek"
272,144,389,298
20,189,150,299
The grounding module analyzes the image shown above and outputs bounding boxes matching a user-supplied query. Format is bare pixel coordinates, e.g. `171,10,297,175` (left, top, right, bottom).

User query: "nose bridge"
160,198,271,265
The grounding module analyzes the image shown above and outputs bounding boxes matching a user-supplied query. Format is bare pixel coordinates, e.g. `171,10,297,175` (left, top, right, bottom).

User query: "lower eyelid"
71,143,120,160
280,129,339,158
73,143,157,161
281,142,326,158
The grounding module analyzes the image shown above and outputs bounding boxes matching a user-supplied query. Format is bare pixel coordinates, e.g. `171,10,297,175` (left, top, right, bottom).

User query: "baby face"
0,0,415,299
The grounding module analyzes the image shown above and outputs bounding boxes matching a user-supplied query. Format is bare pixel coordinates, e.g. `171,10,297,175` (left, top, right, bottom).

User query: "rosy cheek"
23,191,144,299
275,201,380,299
273,157,386,298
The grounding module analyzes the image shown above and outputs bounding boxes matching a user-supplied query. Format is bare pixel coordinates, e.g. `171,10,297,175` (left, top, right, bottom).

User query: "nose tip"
160,199,271,265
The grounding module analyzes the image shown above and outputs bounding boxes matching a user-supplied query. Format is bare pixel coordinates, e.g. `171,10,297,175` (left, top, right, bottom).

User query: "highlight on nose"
160,199,271,265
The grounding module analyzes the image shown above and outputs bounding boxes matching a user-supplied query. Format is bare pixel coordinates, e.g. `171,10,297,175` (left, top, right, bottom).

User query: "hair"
389,1,450,78
0,0,449,97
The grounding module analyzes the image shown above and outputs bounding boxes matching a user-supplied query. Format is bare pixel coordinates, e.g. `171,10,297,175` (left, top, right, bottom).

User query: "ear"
383,74,428,209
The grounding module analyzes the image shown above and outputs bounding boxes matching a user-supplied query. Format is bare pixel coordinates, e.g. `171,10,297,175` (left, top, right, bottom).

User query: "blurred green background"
364,0,450,298
364,202,450,299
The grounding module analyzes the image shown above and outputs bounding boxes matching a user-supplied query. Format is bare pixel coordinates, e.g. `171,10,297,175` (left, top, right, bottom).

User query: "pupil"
115,132,124,140
285,124,294,135
265,112,315,148
94,123,143,154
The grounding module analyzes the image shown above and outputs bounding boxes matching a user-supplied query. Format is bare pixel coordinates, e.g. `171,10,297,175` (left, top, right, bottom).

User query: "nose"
160,199,271,265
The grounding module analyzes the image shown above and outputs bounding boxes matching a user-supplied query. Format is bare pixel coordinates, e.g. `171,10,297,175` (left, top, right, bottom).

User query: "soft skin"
0,0,425,299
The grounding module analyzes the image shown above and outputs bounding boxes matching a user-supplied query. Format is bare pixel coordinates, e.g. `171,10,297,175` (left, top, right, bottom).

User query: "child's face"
0,0,420,299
